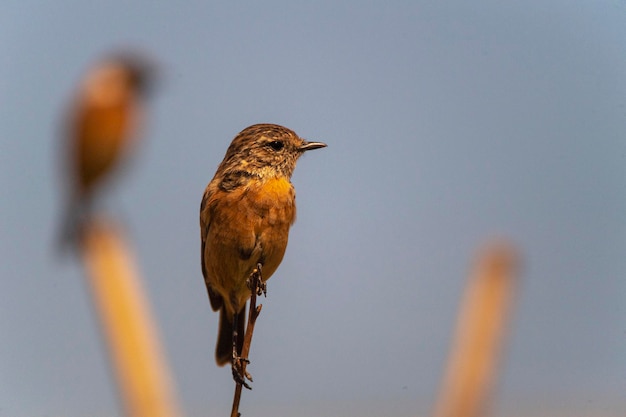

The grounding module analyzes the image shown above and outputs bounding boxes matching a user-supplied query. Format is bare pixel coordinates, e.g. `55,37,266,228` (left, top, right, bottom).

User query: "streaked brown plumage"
200,124,326,366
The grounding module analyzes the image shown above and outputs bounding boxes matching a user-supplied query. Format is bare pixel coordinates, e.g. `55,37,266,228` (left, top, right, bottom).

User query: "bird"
200,123,326,372
58,52,154,248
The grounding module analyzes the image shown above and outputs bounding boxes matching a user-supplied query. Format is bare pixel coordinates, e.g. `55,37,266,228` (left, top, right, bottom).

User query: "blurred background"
1,1,625,416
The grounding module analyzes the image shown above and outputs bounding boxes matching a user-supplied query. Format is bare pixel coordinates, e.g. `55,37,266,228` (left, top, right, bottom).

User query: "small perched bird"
200,124,326,368
59,53,154,247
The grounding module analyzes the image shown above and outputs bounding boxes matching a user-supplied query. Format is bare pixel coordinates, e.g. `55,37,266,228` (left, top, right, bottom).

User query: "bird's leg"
231,312,252,389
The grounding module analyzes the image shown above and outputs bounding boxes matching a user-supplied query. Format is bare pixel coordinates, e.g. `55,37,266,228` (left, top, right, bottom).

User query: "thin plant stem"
230,267,263,417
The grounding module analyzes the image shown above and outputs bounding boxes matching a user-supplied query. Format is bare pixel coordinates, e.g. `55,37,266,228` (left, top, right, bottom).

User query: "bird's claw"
246,263,266,297
232,356,253,390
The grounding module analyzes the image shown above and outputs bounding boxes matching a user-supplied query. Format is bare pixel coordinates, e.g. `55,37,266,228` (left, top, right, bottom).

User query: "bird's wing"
200,186,223,311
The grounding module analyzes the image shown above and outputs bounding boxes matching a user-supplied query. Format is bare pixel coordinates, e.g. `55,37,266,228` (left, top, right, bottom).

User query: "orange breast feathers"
73,97,141,193
209,177,296,226
248,177,297,225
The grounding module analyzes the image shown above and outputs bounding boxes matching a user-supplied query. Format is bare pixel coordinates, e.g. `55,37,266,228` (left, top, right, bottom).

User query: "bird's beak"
299,140,327,152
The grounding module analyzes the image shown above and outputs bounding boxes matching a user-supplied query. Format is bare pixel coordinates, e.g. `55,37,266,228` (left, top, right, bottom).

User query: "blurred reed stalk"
433,241,520,417
82,219,182,417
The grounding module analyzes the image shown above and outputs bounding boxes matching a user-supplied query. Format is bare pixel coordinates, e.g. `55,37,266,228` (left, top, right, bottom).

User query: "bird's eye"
267,140,284,151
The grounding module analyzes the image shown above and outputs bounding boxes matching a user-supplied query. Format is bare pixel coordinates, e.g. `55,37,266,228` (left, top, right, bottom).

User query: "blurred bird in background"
58,52,155,250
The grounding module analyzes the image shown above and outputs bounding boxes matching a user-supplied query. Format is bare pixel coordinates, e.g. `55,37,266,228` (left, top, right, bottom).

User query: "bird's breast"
247,177,297,224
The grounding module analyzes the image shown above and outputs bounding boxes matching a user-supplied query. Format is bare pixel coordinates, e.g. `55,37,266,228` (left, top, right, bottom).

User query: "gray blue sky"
1,1,625,416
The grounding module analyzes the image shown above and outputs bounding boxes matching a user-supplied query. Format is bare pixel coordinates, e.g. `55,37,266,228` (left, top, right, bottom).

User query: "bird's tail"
215,304,246,366
55,195,88,255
